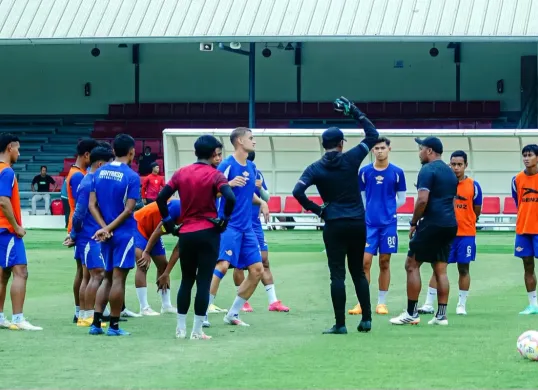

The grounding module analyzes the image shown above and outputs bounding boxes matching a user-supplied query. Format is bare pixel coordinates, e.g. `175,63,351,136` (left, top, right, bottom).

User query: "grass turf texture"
2,229,537,388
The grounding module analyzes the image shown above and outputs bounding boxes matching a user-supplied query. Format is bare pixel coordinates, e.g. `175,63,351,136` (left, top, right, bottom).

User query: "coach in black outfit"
292,97,379,335
390,136,458,326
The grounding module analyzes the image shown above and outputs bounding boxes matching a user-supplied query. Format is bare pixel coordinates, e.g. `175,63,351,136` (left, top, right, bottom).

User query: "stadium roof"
1,0,538,44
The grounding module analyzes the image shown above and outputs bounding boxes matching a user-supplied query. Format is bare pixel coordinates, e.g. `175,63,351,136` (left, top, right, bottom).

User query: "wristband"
409,221,417,227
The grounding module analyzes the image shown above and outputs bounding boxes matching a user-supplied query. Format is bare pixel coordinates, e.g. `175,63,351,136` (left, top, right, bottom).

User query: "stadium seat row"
91,118,493,139
58,158,164,177
269,196,517,216
108,100,501,120
43,180,517,217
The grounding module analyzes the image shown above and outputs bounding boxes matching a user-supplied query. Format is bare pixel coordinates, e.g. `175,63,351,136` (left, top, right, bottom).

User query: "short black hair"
450,150,468,164
195,135,223,160
76,139,100,156
40,165,47,170
522,144,538,156
0,133,20,153
230,127,251,146
374,137,391,146
90,146,115,165
247,151,255,162
113,134,136,158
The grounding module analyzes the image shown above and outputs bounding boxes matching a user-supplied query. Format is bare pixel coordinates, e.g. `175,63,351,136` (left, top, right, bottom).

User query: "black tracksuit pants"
323,219,371,326
177,227,220,316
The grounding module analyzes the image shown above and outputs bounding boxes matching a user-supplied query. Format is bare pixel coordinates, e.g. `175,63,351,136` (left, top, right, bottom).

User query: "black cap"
415,136,443,154
322,127,347,148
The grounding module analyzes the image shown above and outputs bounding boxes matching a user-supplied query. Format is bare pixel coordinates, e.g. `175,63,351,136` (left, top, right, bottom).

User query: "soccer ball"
517,330,538,360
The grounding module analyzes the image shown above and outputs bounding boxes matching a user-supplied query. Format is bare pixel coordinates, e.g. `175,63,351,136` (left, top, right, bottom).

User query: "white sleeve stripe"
417,187,430,192
223,165,231,180
360,142,369,152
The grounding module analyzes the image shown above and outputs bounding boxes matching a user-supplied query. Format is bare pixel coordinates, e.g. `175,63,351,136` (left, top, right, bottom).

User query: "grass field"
2,229,537,389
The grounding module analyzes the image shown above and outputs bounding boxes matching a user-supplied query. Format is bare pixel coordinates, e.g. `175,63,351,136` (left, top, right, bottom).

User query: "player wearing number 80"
418,151,482,316
348,137,406,316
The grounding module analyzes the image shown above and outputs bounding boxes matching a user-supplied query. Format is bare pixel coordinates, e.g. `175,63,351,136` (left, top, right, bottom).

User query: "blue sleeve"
397,168,407,192
416,165,434,191
71,187,89,235
0,168,15,197
168,200,181,220
127,172,141,201
511,176,518,207
69,172,84,198
473,180,483,206
359,167,367,192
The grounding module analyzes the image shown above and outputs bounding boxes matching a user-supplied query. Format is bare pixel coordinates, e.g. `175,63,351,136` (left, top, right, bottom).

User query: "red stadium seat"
131,160,139,173
134,140,144,155
305,196,323,213
397,197,415,213
503,197,517,215
481,196,501,214
267,196,282,213
283,196,302,213
50,176,64,192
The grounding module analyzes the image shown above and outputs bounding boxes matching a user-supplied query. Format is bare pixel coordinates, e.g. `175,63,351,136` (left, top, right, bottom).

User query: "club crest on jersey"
375,175,384,184
242,171,250,178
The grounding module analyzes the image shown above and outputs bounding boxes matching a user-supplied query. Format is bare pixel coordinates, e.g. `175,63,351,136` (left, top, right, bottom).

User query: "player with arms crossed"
67,146,115,327
132,199,180,315
66,139,100,324
511,144,538,315
348,137,406,316
206,127,270,327
230,151,290,313
418,150,482,316
390,137,458,326
88,134,140,336
293,97,379,334
156,135,236,339
0,133,42,331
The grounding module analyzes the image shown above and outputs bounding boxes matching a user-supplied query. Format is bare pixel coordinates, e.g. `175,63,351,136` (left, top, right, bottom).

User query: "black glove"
207,217,229,233
333,96,364,119
162,218,177,235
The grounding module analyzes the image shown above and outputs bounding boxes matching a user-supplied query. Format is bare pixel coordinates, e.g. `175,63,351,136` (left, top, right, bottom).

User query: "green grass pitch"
2,229,537,388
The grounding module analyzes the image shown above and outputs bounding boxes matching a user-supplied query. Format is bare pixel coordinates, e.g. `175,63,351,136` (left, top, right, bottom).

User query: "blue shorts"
134,230,166,257
514,234,538,258
218,227,262,269
101,233,135,271
448,236,476,264
253,224,268,252
75,238,105,270
0,232,27,269
365,224,398,255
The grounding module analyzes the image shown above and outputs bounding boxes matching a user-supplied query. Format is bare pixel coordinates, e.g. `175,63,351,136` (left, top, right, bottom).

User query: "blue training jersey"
217,155,257,231
252,170,268,227
71,172,100,240
359,163,406,227
93,161,141,235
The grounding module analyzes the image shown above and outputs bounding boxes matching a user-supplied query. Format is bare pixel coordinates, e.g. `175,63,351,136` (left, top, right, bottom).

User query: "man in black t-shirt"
31,165,56,215
390,137,458,327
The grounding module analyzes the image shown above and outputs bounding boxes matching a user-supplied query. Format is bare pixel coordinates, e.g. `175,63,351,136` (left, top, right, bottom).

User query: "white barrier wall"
163,129,538,198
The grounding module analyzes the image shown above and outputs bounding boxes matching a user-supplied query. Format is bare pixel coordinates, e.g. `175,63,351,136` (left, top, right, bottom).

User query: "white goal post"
162,128,538,230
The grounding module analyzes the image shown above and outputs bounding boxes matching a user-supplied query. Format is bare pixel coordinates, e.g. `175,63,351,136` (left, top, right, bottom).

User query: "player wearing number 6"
418,150,482,316
348,137,406,316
